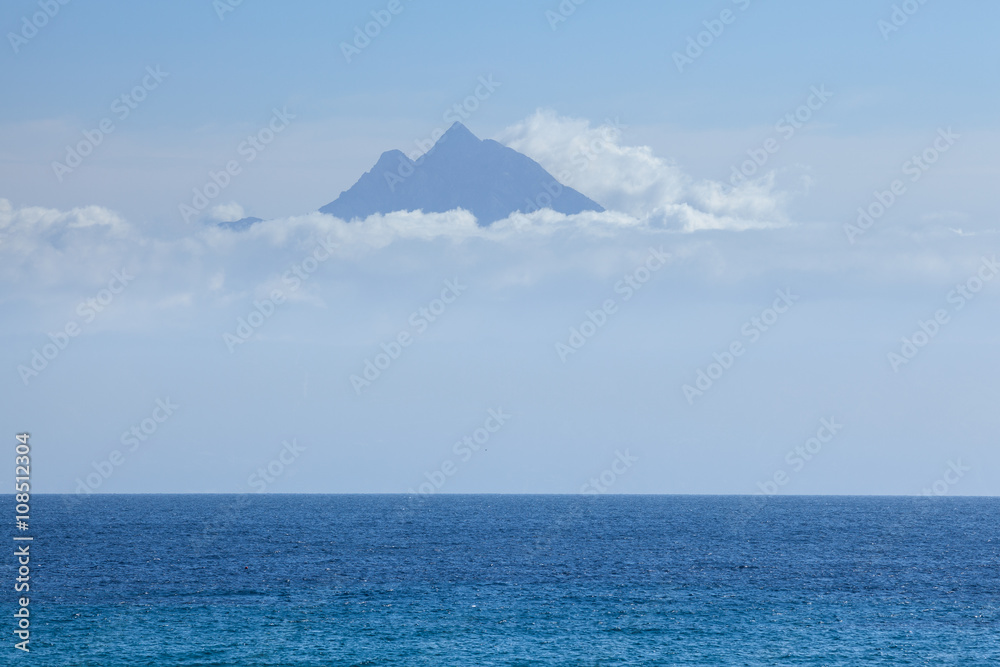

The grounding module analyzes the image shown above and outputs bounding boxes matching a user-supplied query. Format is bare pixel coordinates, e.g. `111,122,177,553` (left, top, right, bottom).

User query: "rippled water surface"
8,495,999,665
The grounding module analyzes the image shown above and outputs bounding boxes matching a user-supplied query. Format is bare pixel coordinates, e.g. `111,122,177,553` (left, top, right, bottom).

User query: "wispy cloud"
496,109,789,231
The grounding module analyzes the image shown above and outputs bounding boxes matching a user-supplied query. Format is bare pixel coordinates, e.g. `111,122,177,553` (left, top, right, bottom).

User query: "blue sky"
2,1,998,495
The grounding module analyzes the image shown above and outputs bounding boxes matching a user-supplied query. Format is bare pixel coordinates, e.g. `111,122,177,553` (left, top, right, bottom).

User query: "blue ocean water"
5,495,999,665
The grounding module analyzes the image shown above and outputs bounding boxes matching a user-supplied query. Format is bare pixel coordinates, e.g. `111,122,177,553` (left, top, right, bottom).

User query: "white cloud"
0,198,129,238
0,195,993,306
495,109,789,232
0,198,135,289
208,202,246,222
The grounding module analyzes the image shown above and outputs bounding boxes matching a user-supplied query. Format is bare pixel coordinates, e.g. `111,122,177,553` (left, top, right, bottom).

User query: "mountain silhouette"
319,122,604,225
217,216,262,231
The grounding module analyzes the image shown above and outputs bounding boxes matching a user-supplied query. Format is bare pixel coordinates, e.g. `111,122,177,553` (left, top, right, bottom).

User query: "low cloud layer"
0,187,992,311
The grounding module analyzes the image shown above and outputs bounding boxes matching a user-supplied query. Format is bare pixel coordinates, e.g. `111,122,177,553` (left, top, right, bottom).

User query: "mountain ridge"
319,122,604,225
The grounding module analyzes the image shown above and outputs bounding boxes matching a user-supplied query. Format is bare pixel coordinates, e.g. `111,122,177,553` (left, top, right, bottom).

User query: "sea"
5,494,998,665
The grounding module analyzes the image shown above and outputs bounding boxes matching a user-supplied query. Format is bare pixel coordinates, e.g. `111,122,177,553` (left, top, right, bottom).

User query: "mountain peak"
319,124,605,225
373,149,409,168
426,122,481,158
441,121,478,143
